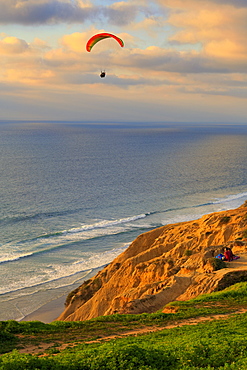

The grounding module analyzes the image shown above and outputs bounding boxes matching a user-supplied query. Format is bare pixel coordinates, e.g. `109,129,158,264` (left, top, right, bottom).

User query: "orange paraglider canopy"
86,32,124,52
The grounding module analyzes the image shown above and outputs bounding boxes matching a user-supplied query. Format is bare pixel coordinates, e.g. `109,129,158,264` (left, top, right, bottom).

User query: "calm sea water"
0,122,247,321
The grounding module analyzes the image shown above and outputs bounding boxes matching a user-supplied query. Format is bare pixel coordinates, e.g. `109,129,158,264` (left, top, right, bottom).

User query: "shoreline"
18,266,104,323
20,294,67,323
5,198,247,323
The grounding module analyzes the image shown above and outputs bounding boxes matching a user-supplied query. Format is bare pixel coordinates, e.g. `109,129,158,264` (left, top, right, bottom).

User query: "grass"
2,282,247,368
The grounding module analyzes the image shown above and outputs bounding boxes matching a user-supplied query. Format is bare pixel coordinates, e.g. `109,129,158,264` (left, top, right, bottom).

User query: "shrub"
209,257,226,271
0,331,17,355
54,343,177,370
4,320,53,335
0,350,53,370
184,249,193,257
220,216,231,224
4,321,21,334
167,259,174,266
242,230,247,239
65,287,80,306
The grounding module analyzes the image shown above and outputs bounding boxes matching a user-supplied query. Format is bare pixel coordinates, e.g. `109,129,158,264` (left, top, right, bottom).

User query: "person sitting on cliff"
223,247,234,262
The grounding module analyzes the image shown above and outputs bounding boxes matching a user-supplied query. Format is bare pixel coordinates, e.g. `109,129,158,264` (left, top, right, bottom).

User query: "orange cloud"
61,31,91,53
4,67,55,86
157,0,247,64
0,36,29,54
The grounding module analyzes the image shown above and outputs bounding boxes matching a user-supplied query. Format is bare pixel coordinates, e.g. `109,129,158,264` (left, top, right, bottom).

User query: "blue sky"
0,0,246,123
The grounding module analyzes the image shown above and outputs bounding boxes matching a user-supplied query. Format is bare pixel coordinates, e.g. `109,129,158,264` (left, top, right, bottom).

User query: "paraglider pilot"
86,33,124,79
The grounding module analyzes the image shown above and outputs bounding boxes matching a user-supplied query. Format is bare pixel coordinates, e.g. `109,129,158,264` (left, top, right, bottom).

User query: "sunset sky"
0,0,246,123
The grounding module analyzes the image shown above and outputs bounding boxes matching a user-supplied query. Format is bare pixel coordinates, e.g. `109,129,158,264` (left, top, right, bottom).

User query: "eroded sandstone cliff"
58,201,247,321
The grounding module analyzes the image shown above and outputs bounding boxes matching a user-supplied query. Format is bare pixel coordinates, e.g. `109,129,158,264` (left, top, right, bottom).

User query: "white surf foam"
0,214,148,264
64,214,148,234
0,244,129,296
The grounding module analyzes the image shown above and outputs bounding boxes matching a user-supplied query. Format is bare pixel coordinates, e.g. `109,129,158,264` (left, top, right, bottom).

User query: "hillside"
58,201,247,321
2,282,247,369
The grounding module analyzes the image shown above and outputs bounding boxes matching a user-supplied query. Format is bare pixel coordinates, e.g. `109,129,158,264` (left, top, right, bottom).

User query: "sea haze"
0,122,247,320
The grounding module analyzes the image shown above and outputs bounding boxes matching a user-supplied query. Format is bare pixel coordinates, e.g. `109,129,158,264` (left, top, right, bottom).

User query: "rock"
57,202,247,321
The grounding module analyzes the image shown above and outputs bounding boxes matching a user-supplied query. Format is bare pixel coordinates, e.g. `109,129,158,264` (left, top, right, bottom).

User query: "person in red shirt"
223,247,234,262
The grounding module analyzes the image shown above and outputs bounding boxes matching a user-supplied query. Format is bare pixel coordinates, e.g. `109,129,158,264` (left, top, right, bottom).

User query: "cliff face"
58,202,247,321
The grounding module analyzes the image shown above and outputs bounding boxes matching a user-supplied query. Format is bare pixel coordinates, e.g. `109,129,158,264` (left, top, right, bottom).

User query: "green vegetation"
209,257,226,270
242,230,247,239
220,216,231,224
184,249,193,257
2,282,247,369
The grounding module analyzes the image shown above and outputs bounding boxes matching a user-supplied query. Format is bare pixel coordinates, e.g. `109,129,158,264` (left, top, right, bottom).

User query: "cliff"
57,201,247,321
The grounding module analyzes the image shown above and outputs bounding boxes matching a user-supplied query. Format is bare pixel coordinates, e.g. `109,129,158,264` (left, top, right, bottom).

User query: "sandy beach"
19,267,105,323
20,294,67,323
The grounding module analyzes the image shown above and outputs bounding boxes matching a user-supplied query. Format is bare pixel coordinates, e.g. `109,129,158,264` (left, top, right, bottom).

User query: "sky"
0,0,246,123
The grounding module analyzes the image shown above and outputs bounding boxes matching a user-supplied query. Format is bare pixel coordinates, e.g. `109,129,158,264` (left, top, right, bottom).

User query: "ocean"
0,121,247,321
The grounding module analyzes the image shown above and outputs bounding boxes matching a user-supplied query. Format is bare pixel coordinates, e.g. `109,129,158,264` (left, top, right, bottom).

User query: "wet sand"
17,267,104,323
20,294,67,323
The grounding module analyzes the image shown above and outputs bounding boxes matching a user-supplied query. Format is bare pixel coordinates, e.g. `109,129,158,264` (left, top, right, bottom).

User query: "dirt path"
18,252,247,355
222,253,247,270
18,307,247,355
85,308,247,343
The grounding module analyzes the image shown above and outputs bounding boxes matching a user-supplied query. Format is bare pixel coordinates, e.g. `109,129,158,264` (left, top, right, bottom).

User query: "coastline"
20,294,67,323
18,266,104,323
19,201,247,323
1,124,247,324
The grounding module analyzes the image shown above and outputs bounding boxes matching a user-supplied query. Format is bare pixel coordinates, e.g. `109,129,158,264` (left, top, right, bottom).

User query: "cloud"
0,27,246,95
54,29,235,75
0,0,95,25
0,36,29,54
156,0,247,8
102,2,140,26
1,29,244,94
61,31,88,53
199,0,247,7
156,0,247,68
0,0,145,25
61,70,177,87
0,0,246,124
121,47,241,74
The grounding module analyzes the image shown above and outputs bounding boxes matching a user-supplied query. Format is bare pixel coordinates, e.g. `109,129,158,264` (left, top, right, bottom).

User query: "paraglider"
86,33,124,78
86,33,124,52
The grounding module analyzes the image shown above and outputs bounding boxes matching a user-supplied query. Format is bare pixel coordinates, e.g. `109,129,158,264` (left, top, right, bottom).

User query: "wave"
0,251,34,265
1,191,247,301
151,191,247,215
212,192,247,205
0,214,150,265
22,213,150,241
2,192,246,266
0,244,129,296
64,214,149,234
0,208,152,229
0,208,85,227
145,191,247,229
188,192,247,214
0,268,94,302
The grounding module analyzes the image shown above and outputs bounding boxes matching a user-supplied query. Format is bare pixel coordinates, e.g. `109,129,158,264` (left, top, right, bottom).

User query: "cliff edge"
58,201,247,321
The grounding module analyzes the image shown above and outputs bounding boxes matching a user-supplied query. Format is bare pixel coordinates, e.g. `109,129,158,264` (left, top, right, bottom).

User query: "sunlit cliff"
58,202,247,321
